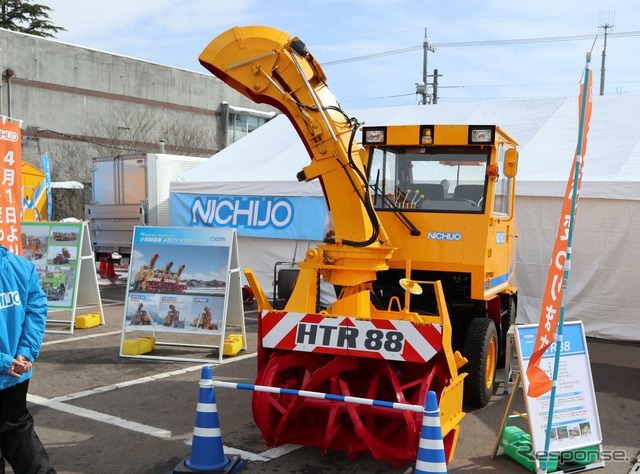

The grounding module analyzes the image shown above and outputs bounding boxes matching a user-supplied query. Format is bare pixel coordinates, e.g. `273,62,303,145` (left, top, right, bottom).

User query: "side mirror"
504,149,518,178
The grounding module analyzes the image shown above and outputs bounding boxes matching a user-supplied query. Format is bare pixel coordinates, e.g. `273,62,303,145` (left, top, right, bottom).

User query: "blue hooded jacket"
0,246,48,390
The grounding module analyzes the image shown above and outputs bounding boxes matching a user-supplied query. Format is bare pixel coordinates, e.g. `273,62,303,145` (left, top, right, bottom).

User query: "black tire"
277,269,299,301
463,317,498,408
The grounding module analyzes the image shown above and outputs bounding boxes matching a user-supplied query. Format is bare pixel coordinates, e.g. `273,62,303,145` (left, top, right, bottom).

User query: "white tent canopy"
355,95,640,200
173,115,322,197
176,94,640,198
171,94,640,341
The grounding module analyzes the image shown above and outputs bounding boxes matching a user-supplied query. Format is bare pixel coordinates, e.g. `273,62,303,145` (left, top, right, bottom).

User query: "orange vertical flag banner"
525,68,593,398
0,119,23,255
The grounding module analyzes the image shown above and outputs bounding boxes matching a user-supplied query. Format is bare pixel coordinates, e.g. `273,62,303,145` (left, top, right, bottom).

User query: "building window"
226,112,271,146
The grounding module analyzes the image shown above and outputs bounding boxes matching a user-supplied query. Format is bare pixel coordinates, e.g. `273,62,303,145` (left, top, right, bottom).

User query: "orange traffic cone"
172,366,244,473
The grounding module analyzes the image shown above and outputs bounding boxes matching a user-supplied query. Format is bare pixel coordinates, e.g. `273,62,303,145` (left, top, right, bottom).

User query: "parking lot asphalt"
22,279,640,474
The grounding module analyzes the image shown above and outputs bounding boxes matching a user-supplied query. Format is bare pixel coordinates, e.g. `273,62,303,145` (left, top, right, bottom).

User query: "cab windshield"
368,146,489,213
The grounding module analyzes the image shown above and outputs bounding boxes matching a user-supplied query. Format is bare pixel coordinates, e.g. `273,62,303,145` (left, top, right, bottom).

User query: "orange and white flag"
0,118,23,255
526,59,593,398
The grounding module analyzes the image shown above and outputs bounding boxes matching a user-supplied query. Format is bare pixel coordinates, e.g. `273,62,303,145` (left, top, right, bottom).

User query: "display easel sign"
21,222,104,334
495,321,605,472
119,226,246,363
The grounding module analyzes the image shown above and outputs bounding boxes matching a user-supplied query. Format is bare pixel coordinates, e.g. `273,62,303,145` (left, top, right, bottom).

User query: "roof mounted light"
468,126,495,144
420,125,434,145
362,127,386,145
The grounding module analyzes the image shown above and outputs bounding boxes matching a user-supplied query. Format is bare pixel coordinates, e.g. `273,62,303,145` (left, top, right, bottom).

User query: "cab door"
484,146,516,297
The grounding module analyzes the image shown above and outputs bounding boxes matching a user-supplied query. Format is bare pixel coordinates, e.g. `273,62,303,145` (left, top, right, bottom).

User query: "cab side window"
493,147,512,217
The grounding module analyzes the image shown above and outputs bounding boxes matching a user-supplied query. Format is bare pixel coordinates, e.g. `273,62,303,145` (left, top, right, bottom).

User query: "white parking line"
28,394,172,438
32,388,300,462
260,444,303,459
31,351,304,461
48,352,258,403
184,439,302,462
42,330,122,345
34,341,298,459
219,447,270,462
207,444,303,462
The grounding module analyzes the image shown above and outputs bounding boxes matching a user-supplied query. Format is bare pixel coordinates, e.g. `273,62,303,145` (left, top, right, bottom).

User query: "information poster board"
516,321,603,455
21,222,103,333
22,222,81,308
120,226,245,363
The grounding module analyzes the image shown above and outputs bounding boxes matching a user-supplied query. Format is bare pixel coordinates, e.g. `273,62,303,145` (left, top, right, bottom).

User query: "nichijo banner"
0,117,23,255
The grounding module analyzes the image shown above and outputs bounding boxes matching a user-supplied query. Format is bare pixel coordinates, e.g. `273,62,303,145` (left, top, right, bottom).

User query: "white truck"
86,153,206,263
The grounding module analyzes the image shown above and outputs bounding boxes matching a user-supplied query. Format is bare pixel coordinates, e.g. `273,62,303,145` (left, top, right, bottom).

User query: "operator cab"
361,123,518,304
364,124,516,219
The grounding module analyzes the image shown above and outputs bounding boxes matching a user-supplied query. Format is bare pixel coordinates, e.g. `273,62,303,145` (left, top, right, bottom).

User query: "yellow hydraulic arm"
199,26,394,312
199,26,389,247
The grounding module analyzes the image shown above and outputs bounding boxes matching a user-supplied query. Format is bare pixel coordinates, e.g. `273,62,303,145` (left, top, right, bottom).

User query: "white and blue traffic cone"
173,366,244,474
414,390,447,474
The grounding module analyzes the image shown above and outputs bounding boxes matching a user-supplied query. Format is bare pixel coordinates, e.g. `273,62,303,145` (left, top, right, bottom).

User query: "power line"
310,8,640,49
339,79,640,105
341,92,416,104
323,45,422,66
321,30,640,67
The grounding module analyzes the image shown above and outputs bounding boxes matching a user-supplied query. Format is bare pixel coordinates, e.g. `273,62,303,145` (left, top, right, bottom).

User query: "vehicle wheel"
463,317,498,408
277,268,299,301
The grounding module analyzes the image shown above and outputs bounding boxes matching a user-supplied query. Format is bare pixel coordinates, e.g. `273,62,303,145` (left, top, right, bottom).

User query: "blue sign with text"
169,193,327,240
517,322,586,361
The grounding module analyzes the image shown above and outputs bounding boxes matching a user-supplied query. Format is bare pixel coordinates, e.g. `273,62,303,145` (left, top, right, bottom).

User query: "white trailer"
87,153,206,262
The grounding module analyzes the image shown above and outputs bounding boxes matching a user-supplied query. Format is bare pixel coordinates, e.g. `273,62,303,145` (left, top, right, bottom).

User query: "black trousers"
0,380,55,474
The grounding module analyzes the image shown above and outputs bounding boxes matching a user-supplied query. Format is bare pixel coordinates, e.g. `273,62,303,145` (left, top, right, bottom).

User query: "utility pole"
599,9,614,96
419,28,435,105
432,69,442,104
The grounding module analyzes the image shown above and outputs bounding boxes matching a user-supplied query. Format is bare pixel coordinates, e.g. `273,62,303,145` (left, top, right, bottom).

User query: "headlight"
362,127,386,144
469,127,495,144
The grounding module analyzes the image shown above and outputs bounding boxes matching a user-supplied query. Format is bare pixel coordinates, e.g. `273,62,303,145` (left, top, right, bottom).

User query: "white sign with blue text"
516,321,603,455
120,226,246,363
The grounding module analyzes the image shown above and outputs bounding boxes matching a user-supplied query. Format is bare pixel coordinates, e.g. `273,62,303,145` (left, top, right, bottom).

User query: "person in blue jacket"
0,245,56,473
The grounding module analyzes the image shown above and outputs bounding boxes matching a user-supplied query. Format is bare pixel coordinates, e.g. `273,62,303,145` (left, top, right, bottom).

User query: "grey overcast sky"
45,0,639,108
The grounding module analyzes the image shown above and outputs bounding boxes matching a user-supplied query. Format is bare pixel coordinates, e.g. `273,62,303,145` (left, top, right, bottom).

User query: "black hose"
339,117,381,247
290,99,381,246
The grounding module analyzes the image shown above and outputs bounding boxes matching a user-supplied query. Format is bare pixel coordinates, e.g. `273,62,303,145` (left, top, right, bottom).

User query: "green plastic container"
560,444,601,467
500,426,559,472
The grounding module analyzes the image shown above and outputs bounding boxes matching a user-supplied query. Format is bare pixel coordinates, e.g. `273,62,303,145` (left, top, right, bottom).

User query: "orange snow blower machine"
199,25,519,467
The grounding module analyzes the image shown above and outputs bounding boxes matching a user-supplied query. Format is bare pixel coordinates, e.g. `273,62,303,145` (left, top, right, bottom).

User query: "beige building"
0,28,276,184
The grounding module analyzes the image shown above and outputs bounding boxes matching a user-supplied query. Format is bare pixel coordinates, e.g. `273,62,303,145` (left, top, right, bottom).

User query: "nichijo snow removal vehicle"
198,26,519,466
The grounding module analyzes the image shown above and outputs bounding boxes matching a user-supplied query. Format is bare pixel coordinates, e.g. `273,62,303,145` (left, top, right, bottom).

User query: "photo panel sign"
123,226,232,336
21,222,83,310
